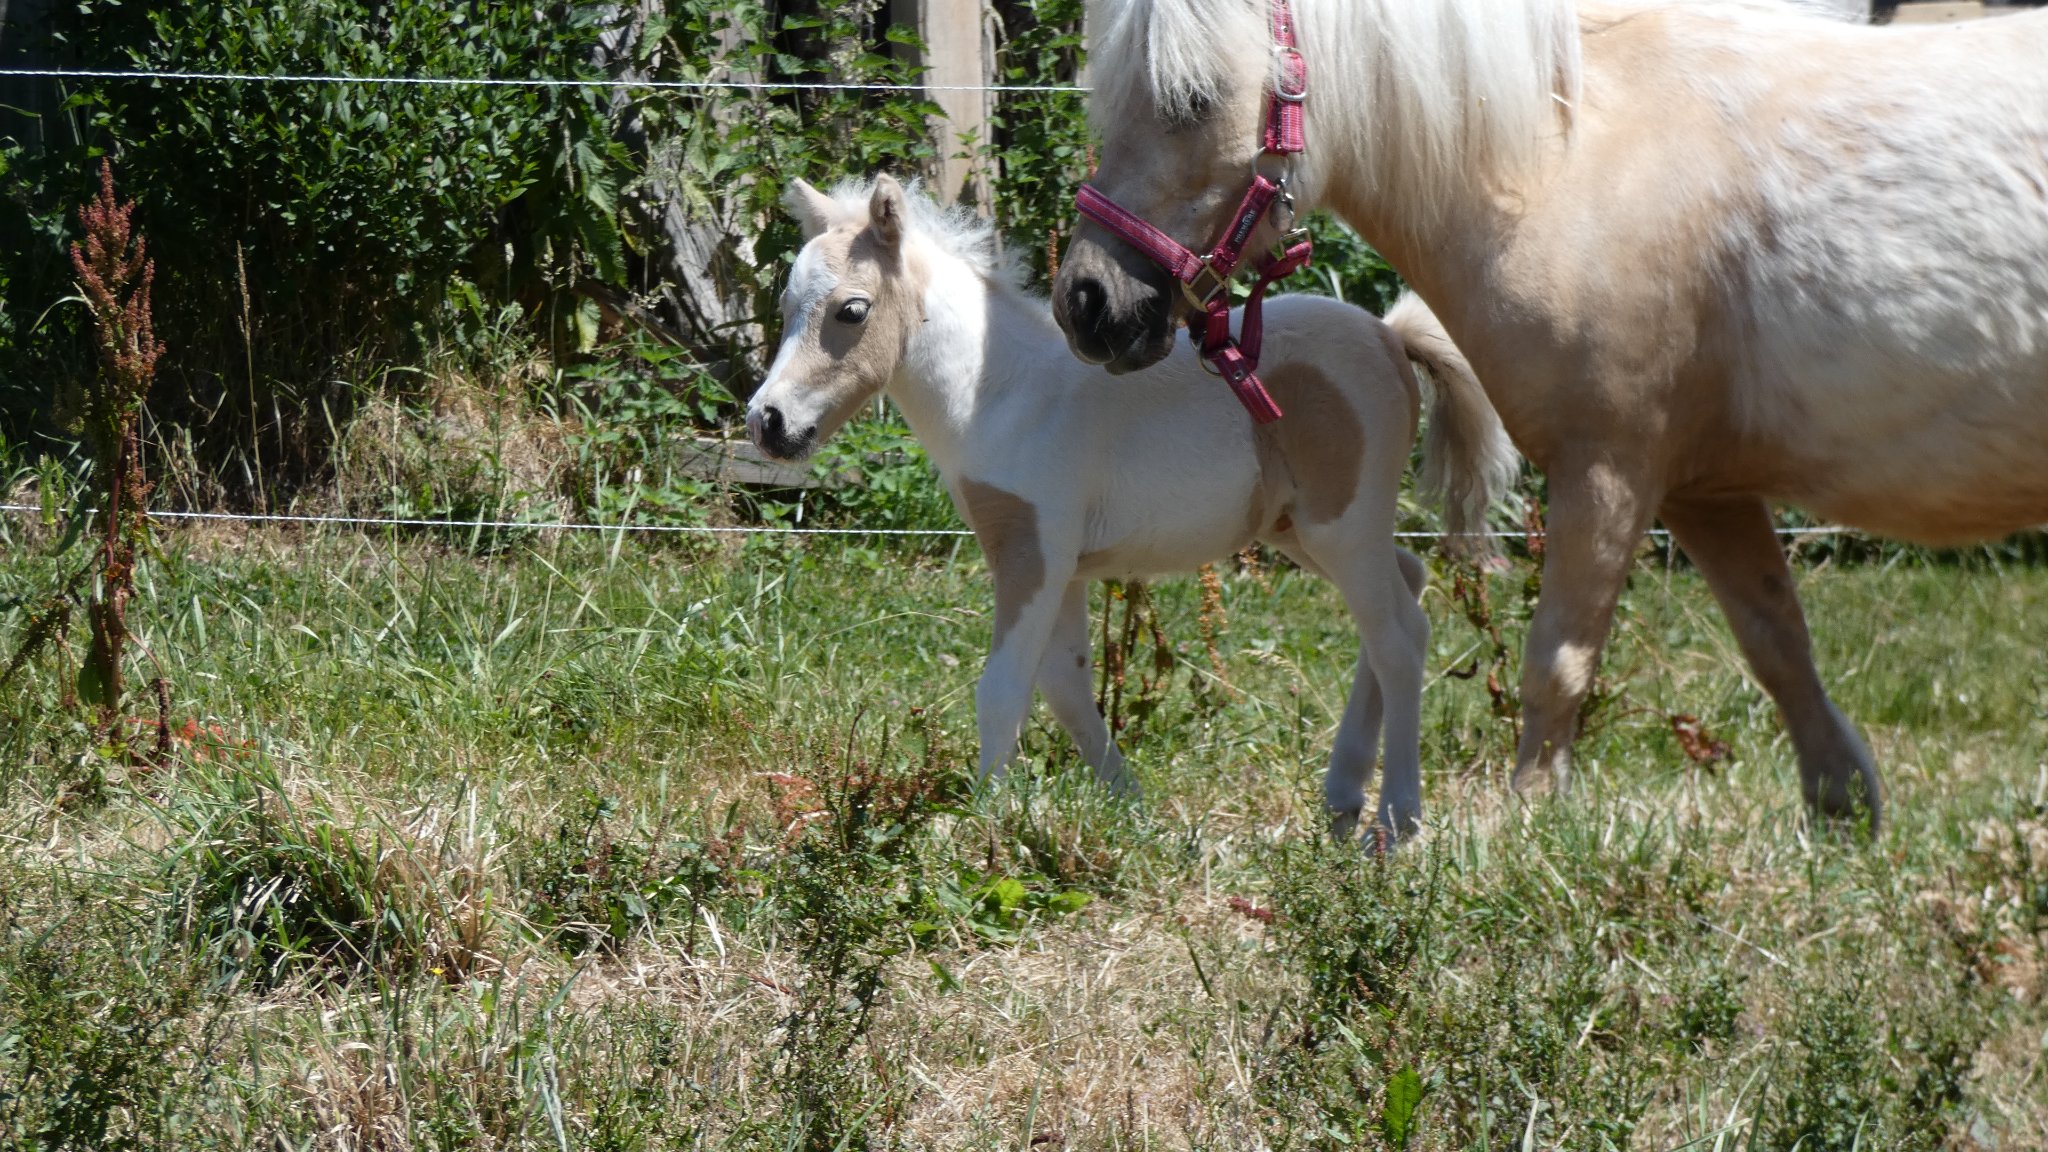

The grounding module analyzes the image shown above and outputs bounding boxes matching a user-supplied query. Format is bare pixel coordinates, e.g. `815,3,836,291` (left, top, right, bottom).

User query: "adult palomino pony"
1053,0,2048,829
747,175,1515,838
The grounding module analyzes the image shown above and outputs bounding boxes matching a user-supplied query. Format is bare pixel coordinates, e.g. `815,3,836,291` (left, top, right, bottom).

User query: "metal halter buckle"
1181,258,1230,311
1274,47,1308,103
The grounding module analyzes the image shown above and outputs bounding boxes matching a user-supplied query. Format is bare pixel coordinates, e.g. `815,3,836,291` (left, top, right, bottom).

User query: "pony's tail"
1383,292,1520,561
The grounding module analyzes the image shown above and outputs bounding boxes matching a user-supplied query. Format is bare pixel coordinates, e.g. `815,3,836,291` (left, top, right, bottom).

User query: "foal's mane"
820,177,1031,293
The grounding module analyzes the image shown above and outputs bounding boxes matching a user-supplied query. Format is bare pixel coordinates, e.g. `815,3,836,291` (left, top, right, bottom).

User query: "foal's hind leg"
1034,579,1134,795
1659,495,1881,829
1294,527,1431,843
1316,548,1429,842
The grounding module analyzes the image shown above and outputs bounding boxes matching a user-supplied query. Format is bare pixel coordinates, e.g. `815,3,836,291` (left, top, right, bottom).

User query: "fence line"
0,504,973,537
0,65,1884,549
0,67,1088,95
0,503,1865,542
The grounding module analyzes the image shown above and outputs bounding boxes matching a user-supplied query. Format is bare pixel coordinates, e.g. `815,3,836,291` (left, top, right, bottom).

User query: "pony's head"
1054,0,1584,373
1052,0,1279,373
748,175,928,461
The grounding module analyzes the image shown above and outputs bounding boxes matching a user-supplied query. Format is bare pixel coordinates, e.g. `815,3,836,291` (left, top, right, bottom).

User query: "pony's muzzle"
1059,275,1118,365
1052,233,1180,374
1053,272,1176,375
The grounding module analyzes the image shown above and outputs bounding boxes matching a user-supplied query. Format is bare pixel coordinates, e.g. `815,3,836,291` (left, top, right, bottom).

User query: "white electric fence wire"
0,67,1090,94
0,70,1870,545
0,504,1859,540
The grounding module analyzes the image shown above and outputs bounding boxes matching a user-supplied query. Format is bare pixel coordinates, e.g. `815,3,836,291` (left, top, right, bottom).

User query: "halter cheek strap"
1074,0,1310,424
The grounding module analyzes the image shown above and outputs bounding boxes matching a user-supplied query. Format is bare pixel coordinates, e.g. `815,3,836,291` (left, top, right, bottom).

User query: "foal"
747,175,1514,839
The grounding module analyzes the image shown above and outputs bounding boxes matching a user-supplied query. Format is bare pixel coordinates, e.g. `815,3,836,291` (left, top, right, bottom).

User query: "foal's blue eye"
836,299,871,325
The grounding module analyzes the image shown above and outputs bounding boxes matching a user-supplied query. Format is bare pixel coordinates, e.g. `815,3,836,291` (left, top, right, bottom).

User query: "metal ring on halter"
1181,259,1230,312
1271,227,1312,262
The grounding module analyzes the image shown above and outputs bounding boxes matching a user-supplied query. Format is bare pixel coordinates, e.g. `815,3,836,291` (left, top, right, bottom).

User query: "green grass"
2,522,2046,1150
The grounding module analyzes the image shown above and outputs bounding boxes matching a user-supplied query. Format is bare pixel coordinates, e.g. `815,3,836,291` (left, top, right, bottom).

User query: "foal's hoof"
1804,772,1882,835
1097,766,1142,802
1805,791,1881,838
1362,822,1399,856
1328,809,1405,854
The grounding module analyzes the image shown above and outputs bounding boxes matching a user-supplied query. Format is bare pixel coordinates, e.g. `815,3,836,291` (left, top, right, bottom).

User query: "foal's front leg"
1034,579,1134,795
974,556,1076,784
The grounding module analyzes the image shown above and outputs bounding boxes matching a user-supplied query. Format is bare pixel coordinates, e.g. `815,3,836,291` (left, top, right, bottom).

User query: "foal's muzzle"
748,402,815,462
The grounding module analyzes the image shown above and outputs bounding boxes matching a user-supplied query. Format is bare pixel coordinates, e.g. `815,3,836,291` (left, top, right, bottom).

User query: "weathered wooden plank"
675,437,830,489
1892,1,1987,21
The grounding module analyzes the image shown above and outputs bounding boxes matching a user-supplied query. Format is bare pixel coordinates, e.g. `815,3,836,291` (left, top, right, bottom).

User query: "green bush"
0,899,203,1151
0,0,1092,532
4,2,632,487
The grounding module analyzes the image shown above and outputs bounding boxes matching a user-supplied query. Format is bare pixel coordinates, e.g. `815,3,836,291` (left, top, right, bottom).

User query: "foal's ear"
783,178,840,240
868,175,908,251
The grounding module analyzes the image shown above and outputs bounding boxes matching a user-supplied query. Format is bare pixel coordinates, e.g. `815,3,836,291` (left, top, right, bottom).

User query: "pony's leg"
1514,462,1658,795
975,561,1075,786
1296,526,1431,842
1659,495,1880,828
1034,579,1133,795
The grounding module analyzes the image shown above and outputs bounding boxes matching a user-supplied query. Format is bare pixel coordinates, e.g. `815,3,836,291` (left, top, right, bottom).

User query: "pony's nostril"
761,405,786,440
1070,278,1108,333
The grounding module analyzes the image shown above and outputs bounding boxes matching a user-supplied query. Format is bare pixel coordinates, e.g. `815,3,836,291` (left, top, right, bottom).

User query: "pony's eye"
1164,89,1213,130
835,299,871,325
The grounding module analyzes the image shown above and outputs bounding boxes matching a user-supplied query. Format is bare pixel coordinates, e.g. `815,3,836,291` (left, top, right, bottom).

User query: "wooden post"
892,0,992,210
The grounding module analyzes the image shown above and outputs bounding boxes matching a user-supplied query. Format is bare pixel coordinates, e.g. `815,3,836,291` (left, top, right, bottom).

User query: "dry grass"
2,526,2047,1149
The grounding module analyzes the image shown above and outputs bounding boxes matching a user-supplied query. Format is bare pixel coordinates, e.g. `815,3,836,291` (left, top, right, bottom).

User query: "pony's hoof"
1510,763,1561,798
1328,806,1363,843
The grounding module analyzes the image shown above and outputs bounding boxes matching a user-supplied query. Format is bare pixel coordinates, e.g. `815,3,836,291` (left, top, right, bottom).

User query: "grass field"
3,521,2046,1150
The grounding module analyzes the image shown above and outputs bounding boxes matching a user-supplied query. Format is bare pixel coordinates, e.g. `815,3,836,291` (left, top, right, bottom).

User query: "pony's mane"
1091,0,1846,232
821,177,1030,292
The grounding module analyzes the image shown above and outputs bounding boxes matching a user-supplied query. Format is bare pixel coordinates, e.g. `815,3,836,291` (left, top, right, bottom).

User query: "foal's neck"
886,243,1066,481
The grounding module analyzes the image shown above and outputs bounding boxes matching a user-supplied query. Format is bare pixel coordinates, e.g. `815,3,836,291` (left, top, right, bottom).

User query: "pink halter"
1074,0,1309,424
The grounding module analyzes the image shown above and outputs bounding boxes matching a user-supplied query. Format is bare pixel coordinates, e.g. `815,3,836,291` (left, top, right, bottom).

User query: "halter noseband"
1074,0,1310,424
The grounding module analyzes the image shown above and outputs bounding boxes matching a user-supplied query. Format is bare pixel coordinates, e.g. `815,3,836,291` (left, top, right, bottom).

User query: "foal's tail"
1383,292,1520,560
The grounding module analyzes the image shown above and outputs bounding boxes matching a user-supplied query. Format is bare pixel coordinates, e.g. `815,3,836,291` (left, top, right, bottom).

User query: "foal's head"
747,176,926,461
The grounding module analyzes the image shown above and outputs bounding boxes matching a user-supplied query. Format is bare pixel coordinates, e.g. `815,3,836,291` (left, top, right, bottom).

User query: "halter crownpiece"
1074,0,1310,424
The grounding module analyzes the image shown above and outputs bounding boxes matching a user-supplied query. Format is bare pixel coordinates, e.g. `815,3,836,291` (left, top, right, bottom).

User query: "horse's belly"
1777,385,2048,545
1074,507,1258,580
1073,459,1263,581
